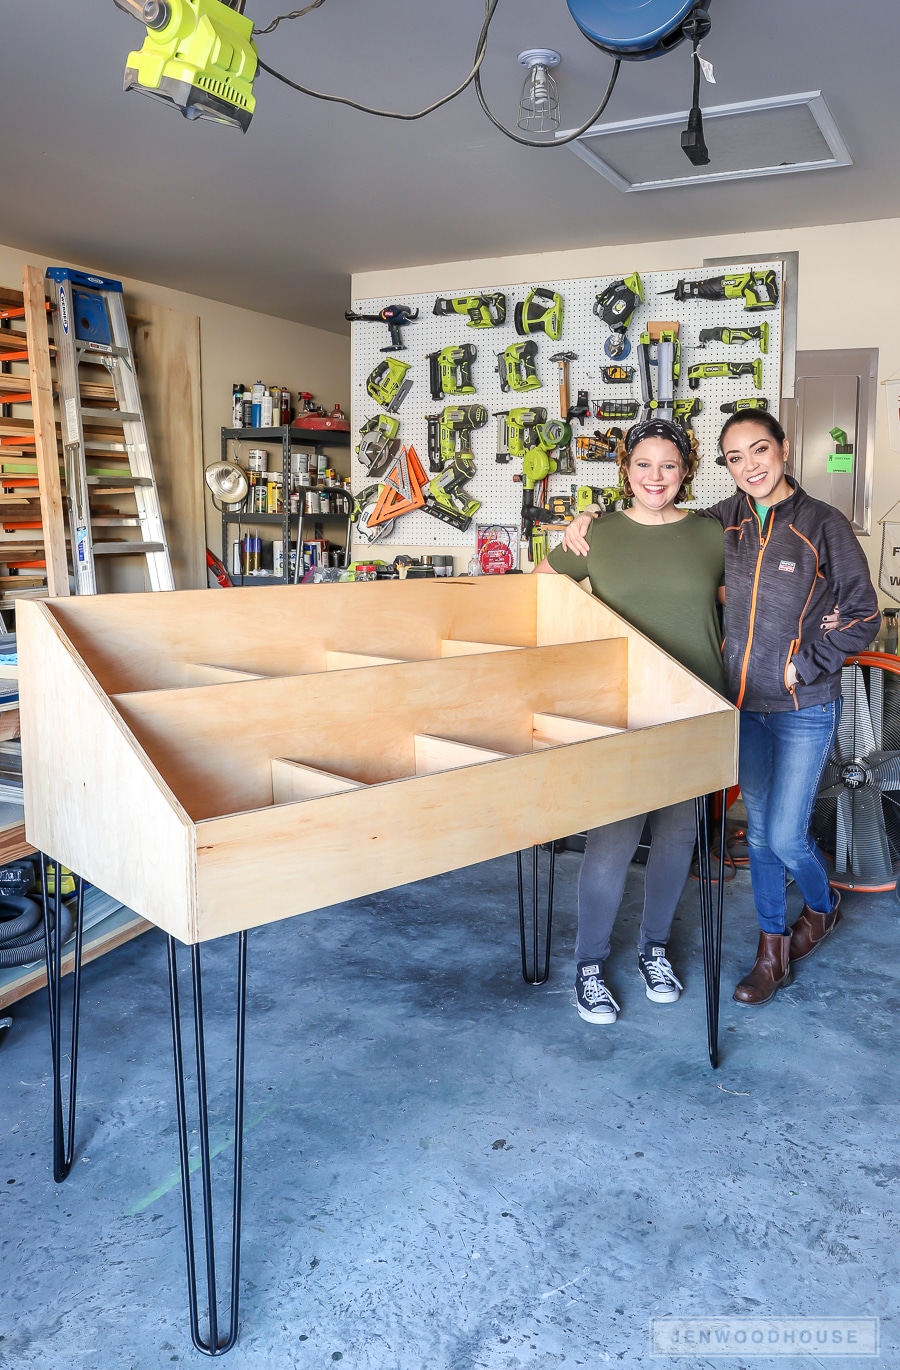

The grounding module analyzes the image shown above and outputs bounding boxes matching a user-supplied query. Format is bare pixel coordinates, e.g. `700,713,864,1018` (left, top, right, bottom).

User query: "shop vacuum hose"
0,895,74,968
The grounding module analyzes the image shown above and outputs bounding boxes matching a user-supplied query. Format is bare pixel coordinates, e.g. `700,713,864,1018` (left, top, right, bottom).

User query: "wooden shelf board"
0,901,152,1010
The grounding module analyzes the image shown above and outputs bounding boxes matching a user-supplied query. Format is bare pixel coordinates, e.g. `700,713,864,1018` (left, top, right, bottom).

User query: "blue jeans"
739,700,841,934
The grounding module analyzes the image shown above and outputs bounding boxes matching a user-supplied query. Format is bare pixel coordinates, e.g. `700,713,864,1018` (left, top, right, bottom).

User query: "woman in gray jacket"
562,410,880,1005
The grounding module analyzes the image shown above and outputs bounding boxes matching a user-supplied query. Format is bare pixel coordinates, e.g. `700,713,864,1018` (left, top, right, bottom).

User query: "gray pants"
574,799,696,968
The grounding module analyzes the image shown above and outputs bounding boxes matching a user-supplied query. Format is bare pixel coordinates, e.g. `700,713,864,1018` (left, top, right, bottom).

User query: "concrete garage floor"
1,850,897,1369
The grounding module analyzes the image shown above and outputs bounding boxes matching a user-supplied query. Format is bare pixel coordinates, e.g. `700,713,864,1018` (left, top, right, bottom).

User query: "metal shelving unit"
220,425,352,584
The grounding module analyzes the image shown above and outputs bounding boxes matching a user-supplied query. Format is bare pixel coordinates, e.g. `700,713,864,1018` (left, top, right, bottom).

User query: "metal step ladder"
47,267,174,593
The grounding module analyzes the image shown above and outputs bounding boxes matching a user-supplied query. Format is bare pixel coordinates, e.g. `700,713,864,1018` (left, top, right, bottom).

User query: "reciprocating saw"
432,292,506,328
660,270,779,311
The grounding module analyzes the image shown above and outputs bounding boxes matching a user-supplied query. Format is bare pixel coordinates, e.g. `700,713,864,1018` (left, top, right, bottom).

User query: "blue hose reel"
566,0,701,59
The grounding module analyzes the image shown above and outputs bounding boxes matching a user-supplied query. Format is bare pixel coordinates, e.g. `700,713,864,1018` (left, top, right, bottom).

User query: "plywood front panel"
112,639,630,821
193,711,737,941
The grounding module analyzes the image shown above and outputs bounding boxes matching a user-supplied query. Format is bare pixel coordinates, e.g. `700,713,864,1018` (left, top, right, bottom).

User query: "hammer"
549,351,577,423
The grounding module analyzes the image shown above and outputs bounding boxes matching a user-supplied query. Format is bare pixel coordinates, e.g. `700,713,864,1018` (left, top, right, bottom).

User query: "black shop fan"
811,656,900,892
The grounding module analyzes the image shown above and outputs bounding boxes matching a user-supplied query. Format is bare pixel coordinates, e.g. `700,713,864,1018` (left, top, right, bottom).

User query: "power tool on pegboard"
496,340,541,392
699,324,769,352
687,358,763,391
356,413,401,476
428,344,477,401
720,397,770,414
514,286,564,341
423,405,488,532
366,357,413,411
659,270,779,311
594,273,643,359
433,292,506,328
345,304,419,352
576,428,624,462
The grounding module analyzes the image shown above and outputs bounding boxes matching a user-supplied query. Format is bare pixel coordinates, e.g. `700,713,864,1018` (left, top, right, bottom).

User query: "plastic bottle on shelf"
232,384,244,427
467,551,481,576
261,387,275,428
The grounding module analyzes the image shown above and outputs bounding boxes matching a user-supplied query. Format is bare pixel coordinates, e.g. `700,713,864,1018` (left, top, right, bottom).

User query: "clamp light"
204,460,250,508
115,0,257,132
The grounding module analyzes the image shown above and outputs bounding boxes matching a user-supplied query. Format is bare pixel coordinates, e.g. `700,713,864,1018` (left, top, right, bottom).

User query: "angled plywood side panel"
43,578,539,694
17,602,196,941
535,573,732,728
193,711,737,940
112,640,630,821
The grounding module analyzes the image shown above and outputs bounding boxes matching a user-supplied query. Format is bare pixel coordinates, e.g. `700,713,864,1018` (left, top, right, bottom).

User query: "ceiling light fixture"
517,50,561,133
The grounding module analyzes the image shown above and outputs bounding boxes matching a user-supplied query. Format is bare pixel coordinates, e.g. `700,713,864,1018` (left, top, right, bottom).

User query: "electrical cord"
474,57,620,148
253,0,327,37
257,0,499,121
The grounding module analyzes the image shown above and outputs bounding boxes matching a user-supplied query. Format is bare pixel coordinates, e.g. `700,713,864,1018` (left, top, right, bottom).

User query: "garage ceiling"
3,1,898,333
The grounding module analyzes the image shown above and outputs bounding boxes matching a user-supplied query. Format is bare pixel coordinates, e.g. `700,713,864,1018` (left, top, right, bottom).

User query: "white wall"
353,218,900,590
0,240,350,564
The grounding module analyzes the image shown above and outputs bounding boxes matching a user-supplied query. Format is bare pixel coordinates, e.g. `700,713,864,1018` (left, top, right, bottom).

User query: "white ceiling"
3,0,899,333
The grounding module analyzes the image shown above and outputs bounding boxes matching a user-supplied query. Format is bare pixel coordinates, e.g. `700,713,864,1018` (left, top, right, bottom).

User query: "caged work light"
517,50,561,133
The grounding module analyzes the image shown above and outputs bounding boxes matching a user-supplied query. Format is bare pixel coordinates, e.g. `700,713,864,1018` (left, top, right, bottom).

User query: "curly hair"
615,429,699,502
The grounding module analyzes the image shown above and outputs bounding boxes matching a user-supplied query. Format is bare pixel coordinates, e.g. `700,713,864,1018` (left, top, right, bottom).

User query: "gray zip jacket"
703,479,880,712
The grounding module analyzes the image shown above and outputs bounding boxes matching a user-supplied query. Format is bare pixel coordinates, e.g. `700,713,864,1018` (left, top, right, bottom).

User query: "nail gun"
496,340,541,393
428,344,477,402
433,292,506,328
423,405,487,532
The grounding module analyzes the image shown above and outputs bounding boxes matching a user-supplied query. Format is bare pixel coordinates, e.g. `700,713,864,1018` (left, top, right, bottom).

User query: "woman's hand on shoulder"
560,511,596,557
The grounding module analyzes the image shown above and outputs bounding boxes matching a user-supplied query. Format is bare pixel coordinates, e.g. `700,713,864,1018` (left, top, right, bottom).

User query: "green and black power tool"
594,272,643,359
366,357,413,411
496,340,541,393
428,344,476,401
433,293,506,328
699,324,769,353
660,270,779,311
423,404,488,532
687,358,764,392
356,413,400,476
720,397,770,414
514,286,563,341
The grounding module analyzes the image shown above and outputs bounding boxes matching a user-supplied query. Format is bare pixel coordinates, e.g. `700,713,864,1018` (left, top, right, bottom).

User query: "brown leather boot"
790,888,841,961
733,932,792,1005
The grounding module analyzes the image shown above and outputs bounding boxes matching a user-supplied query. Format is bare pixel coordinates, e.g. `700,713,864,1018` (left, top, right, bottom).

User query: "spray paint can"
232,384,244,427
241,391,253,428
251,380,265,428
261,388,274,428
281,388,292,426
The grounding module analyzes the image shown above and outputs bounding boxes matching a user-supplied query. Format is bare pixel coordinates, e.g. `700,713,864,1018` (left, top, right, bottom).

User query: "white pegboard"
349,260,784,546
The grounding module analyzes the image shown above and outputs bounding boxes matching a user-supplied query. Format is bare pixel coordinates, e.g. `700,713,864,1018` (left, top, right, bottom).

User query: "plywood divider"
440,640,519,657
326,651,405,670
188,664,267,685
271,758,364,805
414,734,510,776
532,713,624,750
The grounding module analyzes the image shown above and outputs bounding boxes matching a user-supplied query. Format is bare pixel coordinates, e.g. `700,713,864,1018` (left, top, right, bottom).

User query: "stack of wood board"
18,577,738,945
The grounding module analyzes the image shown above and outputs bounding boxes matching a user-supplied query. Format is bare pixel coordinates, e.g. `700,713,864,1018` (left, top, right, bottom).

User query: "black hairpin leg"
167,932,248,1358
694,793,727,1068
517,843,556,985
41,855,85,1183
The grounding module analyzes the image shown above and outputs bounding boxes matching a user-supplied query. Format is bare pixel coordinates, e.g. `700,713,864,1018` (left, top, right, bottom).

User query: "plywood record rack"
17,577,737,944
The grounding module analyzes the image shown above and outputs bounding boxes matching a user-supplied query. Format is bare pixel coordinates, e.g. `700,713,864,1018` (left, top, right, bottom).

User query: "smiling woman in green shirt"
536,417,724,1026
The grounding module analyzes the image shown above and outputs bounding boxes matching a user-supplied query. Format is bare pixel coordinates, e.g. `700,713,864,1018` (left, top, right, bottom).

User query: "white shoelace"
643,955,683,992
582,975,620,1012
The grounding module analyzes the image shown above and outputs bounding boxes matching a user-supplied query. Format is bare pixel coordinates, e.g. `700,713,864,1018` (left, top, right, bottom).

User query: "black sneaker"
575,962,620,1024
637,945,683,1003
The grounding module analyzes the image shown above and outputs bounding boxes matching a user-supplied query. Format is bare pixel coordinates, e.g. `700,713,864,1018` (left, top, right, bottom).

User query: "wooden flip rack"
18,577,738,944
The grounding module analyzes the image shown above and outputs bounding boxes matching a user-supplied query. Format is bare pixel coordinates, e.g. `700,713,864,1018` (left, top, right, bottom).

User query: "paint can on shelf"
247,449,267,472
